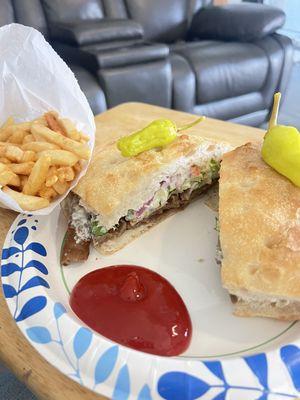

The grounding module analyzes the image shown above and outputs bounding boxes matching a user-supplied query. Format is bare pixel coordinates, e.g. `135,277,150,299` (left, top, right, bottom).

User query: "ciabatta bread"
74,134,231,231
219,143,300,321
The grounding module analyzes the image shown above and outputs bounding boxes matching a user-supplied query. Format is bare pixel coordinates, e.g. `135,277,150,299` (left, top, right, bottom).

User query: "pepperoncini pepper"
262,92,300,187
117,116,205,157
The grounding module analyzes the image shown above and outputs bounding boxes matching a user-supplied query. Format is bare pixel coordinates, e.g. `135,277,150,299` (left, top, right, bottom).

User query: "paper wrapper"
0,23,95,215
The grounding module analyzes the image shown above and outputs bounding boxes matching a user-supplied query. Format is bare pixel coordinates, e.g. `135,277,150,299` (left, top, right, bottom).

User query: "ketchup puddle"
70,265,192,356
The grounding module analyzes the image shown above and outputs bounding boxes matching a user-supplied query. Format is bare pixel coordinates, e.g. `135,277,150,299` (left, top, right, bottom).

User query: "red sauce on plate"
70,265,192,356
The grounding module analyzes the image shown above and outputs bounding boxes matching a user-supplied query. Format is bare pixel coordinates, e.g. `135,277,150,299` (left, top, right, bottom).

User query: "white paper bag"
0,23,95,214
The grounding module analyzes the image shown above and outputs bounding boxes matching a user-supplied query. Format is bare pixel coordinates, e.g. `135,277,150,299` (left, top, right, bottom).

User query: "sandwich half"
61,133,231,264
219,142,300,320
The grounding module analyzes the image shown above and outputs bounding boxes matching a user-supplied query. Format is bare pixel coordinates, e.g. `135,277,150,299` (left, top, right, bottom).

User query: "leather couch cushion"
0,0,14,26
98,60,172,108
170,54,196,112
172,40,268,104
190,4,285,42
231,110,269,127
194,92,265,120
101,0,128,18
193,0,213,14
254,34,293,111
14,0,49,37
70,64,107,115
54,41,168,72
125,0,188,42
50,19,144,46
41,0,104,24
87,43,169,69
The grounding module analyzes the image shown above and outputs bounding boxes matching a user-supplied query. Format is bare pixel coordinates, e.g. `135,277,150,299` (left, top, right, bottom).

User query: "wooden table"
0,103,264,400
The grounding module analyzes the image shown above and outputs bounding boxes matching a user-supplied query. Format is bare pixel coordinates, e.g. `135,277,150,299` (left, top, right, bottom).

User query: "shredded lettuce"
125,209,135,221
215,217,220,233
210,159,220,178
91,221,107,236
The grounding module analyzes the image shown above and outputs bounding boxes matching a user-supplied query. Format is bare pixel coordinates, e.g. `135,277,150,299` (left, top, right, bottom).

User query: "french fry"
20,176,28,190
45,166,59,187
0,170,20,187
80,133,90,142
73,160,84,174
0,122,31,142
0,163,9,173
14,122,31,132
22,142,60,152
38,150,79,166
38,184,58,199
1,112,84,210
45,174,58,187
2,186,50,211
0,116,14,129
58,118,80,141
0,157,10,164
0,128,13,142
22,134,35,144
57,168,65,183
31,120,50,142
10,162,35,175
48,165,58,176
0,141,22,148
32,116,48,127
31,125,90,159
22,150,37,162
23,155,51,195
57,166,75,182
9,129,28,144
0,170,11,186
0,117,14,141
44,111,65,135
66,167,75,181
53,180,69,195
9,174,21,187
5,145,24,162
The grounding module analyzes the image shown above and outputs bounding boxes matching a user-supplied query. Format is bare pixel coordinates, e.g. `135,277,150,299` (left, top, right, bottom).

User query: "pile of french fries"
0,111,90,211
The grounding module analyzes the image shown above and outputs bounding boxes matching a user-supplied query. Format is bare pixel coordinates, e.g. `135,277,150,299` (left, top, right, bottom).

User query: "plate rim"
1,212,300,399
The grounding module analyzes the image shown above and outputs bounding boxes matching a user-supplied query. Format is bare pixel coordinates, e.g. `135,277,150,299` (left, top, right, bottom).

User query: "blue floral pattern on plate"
1,213,300,399
1,218,48,322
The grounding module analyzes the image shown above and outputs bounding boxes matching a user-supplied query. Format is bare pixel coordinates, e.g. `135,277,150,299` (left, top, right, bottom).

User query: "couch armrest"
189,4,285,42
49,19,144,47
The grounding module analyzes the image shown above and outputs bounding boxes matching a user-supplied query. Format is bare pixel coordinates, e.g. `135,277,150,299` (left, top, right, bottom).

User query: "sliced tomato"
190,164,201,177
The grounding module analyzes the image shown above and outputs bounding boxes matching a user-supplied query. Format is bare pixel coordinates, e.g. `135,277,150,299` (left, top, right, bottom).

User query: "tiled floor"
1,62,300,400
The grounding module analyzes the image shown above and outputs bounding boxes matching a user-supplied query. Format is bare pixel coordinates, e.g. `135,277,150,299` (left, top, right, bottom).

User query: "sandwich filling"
70,158,220,246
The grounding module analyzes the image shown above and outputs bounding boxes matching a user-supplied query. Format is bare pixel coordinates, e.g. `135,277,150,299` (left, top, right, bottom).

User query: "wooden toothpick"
268,92,281,130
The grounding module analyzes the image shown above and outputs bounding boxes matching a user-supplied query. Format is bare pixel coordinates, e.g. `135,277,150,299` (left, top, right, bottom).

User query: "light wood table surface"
0,103,264,400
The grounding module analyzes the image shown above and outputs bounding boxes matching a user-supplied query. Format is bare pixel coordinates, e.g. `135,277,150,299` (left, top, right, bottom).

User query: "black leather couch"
0,0,108,115
1,0,294,126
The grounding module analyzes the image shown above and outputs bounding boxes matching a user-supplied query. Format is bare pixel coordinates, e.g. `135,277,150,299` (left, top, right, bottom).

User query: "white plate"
1,196,300,399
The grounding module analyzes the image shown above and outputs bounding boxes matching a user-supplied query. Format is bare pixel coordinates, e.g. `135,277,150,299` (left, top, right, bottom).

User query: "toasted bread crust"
233,300,300,321
220,143,300,299
73,134,204,214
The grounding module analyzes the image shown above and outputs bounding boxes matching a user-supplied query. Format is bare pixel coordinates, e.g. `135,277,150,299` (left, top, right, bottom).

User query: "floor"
0,62,300,400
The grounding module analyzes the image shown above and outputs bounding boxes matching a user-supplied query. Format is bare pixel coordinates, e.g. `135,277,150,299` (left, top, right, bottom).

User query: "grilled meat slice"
61,225,91,266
